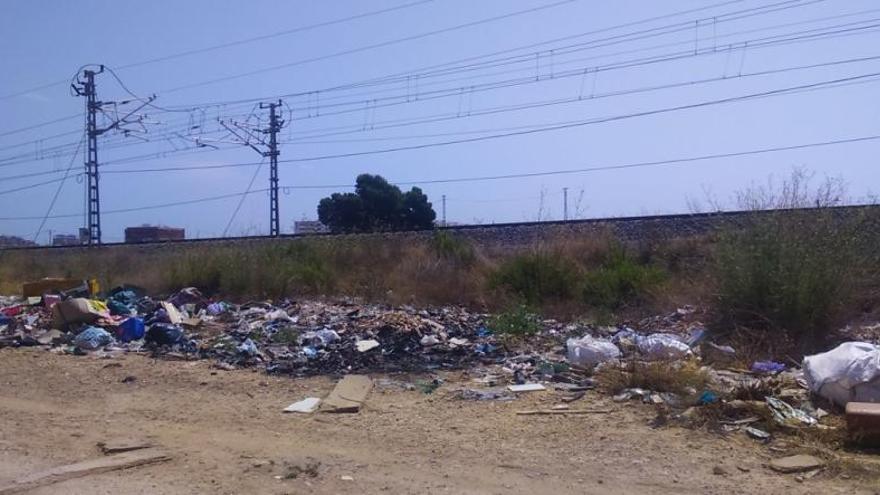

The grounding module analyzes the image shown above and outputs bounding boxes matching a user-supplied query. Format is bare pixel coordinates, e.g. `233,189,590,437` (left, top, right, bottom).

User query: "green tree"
317,174,436,232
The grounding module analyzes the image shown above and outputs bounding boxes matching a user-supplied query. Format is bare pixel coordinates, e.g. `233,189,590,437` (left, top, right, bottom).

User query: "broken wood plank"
0,448,171,495
96,439,153,455
516,409,613,416
321,375,373,413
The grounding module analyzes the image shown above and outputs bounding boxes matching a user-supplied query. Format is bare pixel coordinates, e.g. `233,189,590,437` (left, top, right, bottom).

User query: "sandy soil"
0,348,876,494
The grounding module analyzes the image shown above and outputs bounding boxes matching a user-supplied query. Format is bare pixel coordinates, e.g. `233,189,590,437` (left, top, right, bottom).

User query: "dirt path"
0,348,872,494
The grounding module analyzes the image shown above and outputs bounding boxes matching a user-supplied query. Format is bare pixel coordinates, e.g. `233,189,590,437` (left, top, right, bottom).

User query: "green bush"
491,252,578,305
710,210,873,348
165,241,332,297
582,245,666,310
430,231,475,265
488,304,541,336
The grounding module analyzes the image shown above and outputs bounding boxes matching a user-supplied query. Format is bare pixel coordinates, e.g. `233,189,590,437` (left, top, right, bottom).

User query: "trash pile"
0,280,511,375
3,280,879,447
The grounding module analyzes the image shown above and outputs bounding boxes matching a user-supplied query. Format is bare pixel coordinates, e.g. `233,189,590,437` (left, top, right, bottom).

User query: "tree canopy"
317,174,437,232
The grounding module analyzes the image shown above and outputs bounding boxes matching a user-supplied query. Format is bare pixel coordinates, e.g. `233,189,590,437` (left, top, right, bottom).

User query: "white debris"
283,397,322,414
566,335,620,367
355,339,380,352
803,342,880,406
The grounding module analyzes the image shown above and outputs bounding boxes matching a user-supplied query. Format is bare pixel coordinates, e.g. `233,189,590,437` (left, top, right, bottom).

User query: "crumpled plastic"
637,333,691,360
803,342,880,406
73,326,113,350
566,335,621,367
766,396,817,426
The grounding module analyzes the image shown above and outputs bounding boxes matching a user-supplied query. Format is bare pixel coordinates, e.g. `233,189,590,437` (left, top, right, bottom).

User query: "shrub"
491,251,578,305
430,231,475,265
581,245,666,310
710,209,871,349
488,304,541,336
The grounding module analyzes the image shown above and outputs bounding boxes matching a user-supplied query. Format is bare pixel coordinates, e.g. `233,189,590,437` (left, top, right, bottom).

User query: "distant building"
293,220,329,235
0,235,37,248
52,234,80,246
125,225,185,243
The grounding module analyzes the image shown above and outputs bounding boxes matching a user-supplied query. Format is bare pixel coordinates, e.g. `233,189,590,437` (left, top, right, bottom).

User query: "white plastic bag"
566,335,620,367
637,333,691,360
803,342,880,406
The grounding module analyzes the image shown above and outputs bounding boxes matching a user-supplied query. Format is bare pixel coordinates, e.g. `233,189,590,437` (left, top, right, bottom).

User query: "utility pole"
441,194,447,226
262,101,283,237
76,68,102,245
72,65,153,245
221,100,285,237
563,187,569,221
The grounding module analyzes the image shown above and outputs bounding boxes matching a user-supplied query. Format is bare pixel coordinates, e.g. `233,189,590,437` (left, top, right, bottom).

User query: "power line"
2,132,877,220
0,0,436,102
90,70,880,175
158,0,579,94
161,0,795,108
33,134,85,242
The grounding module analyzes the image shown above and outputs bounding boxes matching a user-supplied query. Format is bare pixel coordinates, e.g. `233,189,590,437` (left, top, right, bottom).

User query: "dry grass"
595,359,711,395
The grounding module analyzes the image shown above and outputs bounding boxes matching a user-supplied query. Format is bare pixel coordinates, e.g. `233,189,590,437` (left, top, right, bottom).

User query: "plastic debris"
766,396,817,427
145,324,185,346
566,335,620,367
744,426,771,441
803,342,880,407
637,333,691,360
237,338,259,356
459,388,514,401
751,361,786,374
283,397,322,414
117,317,145,343
508,383,546,393
698,391,719,405
73,326,113,351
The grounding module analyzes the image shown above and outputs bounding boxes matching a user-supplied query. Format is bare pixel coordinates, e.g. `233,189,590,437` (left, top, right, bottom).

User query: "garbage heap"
0,285,509,375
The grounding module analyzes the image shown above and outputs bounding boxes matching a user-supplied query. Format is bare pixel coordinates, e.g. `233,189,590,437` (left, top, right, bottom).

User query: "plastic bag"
146,323,185,346
117,317,145,342
637,333,691,360
566,335,621,367
803,342,880,406
73,326,113,350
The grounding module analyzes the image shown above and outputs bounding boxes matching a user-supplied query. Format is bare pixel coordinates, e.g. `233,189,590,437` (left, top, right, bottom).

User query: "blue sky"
1,0,878,243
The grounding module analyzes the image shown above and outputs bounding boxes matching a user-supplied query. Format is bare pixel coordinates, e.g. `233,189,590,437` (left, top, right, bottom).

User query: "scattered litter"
744,426,771,441
321,375,372,413
458,388,514,401
766,397,817,427
355,339,380,353
97,439,153,455
507,383,546,393
751,361,786,374
516,409,612,415
283,398,322,414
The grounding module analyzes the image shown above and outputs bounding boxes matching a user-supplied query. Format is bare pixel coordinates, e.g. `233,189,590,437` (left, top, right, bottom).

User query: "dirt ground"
0,349,877,494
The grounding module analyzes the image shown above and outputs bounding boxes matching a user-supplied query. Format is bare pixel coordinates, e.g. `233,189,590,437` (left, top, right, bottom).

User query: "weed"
491,251,578,305
581,244,666,310
430,231,475,265
488,304,541,337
